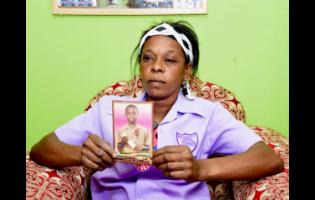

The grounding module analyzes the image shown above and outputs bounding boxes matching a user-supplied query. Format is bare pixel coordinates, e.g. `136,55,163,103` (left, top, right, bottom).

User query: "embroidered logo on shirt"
176,132,198,152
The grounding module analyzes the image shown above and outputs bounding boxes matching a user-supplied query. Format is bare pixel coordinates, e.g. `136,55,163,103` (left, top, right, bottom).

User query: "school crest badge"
176,132,198,152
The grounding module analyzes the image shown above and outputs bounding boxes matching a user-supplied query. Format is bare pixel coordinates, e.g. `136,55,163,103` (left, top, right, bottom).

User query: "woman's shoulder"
192,96,223,109
177,95,224,118
98,95,139,104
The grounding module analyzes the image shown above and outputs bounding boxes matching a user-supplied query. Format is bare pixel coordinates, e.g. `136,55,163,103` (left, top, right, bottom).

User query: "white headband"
138,23,194,65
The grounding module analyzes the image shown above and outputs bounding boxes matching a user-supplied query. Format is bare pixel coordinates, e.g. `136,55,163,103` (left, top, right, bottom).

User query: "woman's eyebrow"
142,49,181,55
142,49,154,54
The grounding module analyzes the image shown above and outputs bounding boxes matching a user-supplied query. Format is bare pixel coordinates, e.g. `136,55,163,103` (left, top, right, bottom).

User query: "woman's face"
139,35,192,101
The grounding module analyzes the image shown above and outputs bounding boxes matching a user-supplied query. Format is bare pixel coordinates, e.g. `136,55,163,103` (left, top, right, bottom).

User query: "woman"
30,21,284,199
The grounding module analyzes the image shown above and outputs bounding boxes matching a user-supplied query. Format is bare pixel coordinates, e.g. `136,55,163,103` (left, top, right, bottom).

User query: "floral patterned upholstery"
26,153,91,200
232,126,289,200
85,75,246,123
26,75,288,200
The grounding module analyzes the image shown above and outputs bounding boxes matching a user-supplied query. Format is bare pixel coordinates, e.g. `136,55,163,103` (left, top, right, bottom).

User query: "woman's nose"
151,60,165,72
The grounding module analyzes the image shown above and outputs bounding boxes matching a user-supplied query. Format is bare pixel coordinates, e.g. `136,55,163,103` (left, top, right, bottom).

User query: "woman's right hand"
81,134,115,171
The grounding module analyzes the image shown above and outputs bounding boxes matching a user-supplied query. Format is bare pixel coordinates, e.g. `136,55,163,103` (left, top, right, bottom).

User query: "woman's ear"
184,64,193,79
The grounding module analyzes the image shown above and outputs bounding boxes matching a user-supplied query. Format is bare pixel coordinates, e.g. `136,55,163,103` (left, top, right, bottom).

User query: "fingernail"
112,152,117,158
97,150,104,156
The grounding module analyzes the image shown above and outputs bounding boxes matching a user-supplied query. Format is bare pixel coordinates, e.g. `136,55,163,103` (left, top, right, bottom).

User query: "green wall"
27,0,288,150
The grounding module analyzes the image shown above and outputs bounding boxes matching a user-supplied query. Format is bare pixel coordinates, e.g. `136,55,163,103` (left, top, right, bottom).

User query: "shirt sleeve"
54,101,102,146
207,102,262,155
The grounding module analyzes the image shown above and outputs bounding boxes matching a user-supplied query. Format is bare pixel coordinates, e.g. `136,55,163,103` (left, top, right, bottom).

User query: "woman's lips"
147,80,166,86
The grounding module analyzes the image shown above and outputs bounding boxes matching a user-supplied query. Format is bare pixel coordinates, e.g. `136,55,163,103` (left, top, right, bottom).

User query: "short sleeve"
207,103,262,155
54,101,102,146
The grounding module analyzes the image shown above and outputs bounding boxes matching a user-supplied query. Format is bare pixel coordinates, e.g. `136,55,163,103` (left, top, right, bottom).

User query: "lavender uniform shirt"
55,91,262,200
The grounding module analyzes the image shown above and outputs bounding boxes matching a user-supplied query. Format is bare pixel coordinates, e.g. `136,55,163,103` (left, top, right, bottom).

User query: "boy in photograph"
116,104,150,154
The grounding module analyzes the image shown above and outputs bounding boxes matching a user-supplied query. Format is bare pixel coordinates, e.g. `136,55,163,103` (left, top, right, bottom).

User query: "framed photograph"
112,101,153,164
52,0,208,15
58,0,97,7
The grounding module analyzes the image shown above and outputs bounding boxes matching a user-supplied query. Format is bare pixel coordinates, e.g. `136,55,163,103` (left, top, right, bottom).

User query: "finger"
153,153,192,166
167,170,191,180
163,171,171,178
97,160,107,170
112,151,117,158
101,140,115,157
90,135,115,156
81,155,101,170
99,150,115,165
82,147,103,165
84,139,106,158
157,161,192,172
163,170,191,180
154,145,191,157
86,136,114,164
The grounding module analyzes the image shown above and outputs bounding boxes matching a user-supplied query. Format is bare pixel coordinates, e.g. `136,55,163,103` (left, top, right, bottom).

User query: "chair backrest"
85,75,246,123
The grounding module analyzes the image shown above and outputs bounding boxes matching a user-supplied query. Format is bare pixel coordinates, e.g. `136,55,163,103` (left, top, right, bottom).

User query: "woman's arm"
153,141,284,182
30,132,115,170
197,141,284,181
30,132,82,168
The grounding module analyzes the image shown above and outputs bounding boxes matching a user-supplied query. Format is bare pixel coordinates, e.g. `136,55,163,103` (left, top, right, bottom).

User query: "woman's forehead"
142,35,183,54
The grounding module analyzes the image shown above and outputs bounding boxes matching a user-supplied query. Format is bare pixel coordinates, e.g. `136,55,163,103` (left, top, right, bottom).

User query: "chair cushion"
232,126,289,200
26,153,91,200
85,75,246,122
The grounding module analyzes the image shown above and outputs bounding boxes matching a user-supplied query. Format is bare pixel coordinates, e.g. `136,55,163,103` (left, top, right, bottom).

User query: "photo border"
52,0,207,15
112,100,154,164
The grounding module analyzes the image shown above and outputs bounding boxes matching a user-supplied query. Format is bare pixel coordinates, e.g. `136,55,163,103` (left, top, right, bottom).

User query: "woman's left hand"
152,145,202,181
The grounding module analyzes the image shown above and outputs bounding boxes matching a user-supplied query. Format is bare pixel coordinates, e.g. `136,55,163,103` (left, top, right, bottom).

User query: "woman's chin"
146,90,166,100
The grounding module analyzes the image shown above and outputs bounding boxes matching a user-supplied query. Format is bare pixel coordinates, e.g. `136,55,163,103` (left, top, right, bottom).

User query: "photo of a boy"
113,101,153,164
116,104,150,153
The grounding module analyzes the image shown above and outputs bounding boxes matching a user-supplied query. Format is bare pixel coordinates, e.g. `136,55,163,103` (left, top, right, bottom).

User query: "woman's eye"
142,55,152,61
165,59,176,63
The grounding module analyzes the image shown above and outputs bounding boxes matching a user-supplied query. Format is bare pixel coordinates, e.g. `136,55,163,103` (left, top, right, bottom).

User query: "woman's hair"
130,20,200,77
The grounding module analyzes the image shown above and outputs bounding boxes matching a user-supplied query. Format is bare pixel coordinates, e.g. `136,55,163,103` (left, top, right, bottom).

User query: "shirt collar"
105,91,208,119
174,90,208,117
157,90,208,125
135,92,147,101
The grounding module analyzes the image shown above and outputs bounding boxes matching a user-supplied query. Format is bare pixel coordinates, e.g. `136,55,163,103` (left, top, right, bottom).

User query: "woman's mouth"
147,80,166,86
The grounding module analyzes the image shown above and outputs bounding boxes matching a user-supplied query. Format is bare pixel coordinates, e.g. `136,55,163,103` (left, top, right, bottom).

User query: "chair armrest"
26,152,92,200
232,126,289,200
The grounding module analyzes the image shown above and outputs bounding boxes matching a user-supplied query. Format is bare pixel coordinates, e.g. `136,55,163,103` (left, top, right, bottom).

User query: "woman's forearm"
30,132,82,168
197,141,284,181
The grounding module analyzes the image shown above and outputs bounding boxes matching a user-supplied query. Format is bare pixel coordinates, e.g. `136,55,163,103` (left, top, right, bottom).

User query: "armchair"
26,75,288,200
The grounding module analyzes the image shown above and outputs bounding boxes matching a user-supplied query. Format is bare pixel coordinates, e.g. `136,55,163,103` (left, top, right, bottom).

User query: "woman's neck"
148,94,178,124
